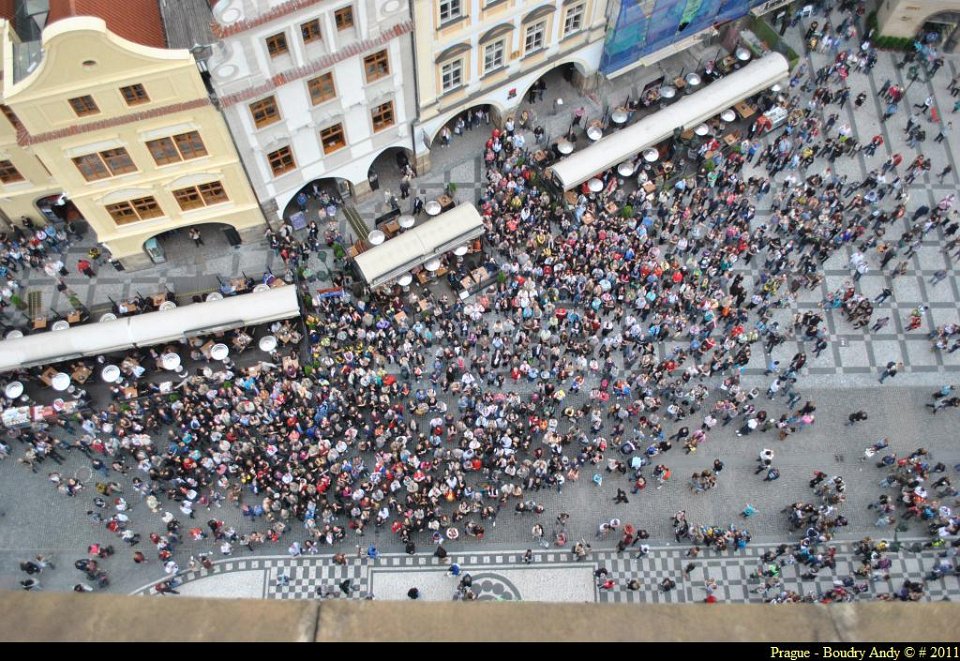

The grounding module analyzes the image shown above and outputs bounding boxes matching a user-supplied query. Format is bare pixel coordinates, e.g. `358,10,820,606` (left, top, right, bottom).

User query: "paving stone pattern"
4,8,960,604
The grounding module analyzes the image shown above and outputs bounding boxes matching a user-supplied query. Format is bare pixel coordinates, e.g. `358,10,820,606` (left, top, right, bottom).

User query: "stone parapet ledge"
0,593,958,642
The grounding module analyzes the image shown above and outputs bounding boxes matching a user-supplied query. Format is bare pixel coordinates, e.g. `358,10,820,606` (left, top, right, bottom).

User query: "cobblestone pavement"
131,540,959,604
4,384,959,600
3,8,960,603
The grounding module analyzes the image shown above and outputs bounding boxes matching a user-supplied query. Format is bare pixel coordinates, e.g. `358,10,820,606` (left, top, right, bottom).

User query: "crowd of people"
6,4,959,602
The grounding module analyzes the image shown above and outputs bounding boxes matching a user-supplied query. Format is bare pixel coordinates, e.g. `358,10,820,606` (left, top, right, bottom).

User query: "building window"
173,132,208,160
301,19,321,44
334,6,354,30
525,20,546,53
441,59,463,93
483,39,505,73
371,101,395,132
307,73,336,105
72,147,137,182
249,96,280,128
120,84,150,106
72,154,110,181
0,105,22,131
146,131,207,166
439,0,462,23
267,146,296,177
0,159,23,184
68,95,99,117
197,181,228,205
173,181,228,211
266,32,289,58
320,123,346,154
363,50,390,83
106,196,163,225
172,186,202,211
563,3,584,36
105,202,138,224
100,148,137,175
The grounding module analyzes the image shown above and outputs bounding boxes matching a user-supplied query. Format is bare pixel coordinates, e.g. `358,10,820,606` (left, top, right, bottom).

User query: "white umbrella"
735,47,751,61
161,353,181,371
587,178,603,192
643,148,659,163
258,335,278,353
4,381,23,399
611,109,628,124
398,215,415,229
159,301,177,311
5,329,23,339
424,258,441,272
51,320,70,331
101,365,121,383
206,292,224,302
685,72,702,88
617,162,635,177
253,283,270,293
210,343,230,361
453,245,469,256
720,109,736,123
557,141,574,155
99,313,117,323
660,85,676,99
397,273,413,287
51,372,71,392
771,83,783,93
587,126,603,141
694,124,710,136
368,229,386,246
425,201,442,216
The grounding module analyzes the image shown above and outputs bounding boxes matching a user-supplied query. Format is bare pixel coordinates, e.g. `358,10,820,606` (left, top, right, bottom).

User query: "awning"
550,52,789,191
0,285,301,373
354,203,485,288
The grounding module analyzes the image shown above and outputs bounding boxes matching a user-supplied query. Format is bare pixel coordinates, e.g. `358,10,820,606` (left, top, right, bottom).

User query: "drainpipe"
404,8,424,168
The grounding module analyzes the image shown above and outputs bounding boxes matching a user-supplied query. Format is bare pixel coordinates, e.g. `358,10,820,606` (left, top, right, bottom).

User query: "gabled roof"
47,0,166,49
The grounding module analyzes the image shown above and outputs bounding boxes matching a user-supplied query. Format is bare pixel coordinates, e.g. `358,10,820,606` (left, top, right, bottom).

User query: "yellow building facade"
876,0,960,43
0,21,61,229
1,16,265,270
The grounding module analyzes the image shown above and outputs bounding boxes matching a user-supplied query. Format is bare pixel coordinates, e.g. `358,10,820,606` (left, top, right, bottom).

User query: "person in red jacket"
77,258,95,278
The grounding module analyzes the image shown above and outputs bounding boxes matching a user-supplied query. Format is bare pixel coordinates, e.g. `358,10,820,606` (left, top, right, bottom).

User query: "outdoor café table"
40,366,57,386
734,101,755,119
71,365,92,384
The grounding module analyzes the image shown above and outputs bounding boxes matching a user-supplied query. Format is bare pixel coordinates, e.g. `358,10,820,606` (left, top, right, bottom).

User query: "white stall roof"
354,203,486,288
0,285,300,372
551,52,789,190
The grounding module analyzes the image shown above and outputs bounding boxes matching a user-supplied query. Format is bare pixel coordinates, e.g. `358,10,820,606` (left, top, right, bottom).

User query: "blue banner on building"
600,0,765,75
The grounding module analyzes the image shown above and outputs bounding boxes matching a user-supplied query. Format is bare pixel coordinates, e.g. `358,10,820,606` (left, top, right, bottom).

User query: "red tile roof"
0,0,15,23
47,0,167,49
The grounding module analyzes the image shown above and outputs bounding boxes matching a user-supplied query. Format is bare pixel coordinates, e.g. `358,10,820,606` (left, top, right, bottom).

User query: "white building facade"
410,0,608,172
208,0,417,223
